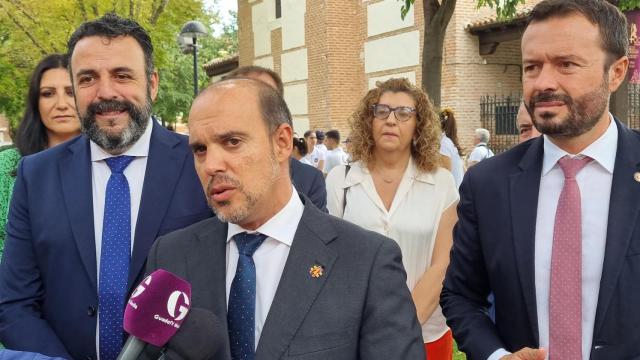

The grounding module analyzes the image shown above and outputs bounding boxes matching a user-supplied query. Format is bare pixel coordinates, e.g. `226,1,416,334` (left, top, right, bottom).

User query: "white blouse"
326,159,458,342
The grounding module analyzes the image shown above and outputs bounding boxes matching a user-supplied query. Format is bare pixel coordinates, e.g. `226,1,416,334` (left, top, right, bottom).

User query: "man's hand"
501,347,546,360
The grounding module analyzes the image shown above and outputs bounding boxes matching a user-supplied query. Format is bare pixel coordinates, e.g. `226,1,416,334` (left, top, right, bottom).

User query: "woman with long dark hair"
439,107,464,187
0,54,81,253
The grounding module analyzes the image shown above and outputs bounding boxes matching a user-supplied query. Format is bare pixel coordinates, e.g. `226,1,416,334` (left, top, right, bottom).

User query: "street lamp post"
179,21,208,97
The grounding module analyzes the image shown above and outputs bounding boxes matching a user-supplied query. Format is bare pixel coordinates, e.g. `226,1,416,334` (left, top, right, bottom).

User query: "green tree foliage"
155,10,238,126
0,0,237,130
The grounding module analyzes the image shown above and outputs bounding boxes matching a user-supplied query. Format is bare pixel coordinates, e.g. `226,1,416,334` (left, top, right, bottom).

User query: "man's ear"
607,56,629,93
272,123,293,162
149,70,160,102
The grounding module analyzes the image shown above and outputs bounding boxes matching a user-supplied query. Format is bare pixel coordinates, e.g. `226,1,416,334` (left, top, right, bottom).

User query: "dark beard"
81,97,151,154
527,79,609,139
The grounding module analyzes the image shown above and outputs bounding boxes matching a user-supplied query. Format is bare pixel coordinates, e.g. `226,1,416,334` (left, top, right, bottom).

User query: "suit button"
86,356,94,360
87,306,97,317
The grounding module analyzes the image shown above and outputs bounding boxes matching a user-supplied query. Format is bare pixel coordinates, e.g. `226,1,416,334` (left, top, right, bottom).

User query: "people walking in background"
326,78,458,360
303,129,325,171
467,128,494,167
517,102,541,143
0,14,210,359
0,54,81,258
438,108,464,187
323,129,349,174
441,1,637,359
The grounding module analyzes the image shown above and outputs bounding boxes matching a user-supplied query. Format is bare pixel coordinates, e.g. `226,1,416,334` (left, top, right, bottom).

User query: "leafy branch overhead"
0,0,238,128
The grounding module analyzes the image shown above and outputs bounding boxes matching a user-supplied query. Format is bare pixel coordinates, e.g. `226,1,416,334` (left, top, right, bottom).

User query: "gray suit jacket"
146,195,425,360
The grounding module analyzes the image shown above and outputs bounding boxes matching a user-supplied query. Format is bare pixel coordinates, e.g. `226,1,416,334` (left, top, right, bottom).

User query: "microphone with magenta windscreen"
116,269,192,360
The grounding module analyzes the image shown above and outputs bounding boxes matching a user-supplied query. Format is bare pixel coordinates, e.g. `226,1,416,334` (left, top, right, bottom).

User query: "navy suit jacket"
441,119,640,360
289,158,327,212
0,122,211,360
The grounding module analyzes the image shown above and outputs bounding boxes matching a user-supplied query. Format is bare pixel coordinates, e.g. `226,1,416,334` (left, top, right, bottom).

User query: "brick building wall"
305,0,329,134
237,0,540,148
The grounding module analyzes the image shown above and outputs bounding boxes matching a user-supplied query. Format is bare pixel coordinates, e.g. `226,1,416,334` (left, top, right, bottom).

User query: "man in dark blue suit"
0,14,210,360
441,1,637,360
223,65,328,212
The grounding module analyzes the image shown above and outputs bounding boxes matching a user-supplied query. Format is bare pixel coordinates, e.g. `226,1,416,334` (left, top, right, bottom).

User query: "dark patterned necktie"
99,155,134,360
228,232,267,360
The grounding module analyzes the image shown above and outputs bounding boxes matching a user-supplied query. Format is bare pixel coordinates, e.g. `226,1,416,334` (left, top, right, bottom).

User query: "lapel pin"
309,264,324,278
635,172,640,183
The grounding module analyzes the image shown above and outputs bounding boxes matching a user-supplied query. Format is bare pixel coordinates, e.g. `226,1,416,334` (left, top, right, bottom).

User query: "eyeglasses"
371,104,416,122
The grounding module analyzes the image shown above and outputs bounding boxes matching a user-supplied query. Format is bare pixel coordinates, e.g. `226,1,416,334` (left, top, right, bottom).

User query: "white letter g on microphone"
167,291,190,321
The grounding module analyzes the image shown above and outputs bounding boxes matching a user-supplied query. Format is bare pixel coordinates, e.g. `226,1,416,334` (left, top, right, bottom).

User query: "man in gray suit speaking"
145,78,425,359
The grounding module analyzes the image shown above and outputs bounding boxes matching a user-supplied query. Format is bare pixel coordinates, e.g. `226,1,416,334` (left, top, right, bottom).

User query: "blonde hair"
349,78,442,172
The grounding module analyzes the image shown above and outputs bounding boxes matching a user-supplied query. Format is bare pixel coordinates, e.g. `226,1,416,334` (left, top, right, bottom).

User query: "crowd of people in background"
0,0,637,360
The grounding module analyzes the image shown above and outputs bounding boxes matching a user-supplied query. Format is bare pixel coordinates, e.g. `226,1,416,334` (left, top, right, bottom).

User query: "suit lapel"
60,136,98,290
509,137,544,344
256,199,338,359
593,121,640,335
128,122,187,291
189,219,230,330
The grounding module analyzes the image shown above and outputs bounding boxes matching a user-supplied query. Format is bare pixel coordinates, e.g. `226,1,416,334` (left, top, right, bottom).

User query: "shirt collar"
90,117,153,162
226,185,304,247
542,113,617,175
344,157,434,188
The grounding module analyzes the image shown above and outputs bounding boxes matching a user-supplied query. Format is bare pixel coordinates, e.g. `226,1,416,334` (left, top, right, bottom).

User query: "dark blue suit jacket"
0,122,211,360
290,158,327,212
441,119,640,360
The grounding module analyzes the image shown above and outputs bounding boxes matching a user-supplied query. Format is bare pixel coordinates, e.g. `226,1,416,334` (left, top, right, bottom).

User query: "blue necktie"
228,232,267,360
99,155,134,360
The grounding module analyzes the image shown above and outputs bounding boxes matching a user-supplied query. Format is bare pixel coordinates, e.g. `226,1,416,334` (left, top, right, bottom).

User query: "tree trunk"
422,24,445,106
421,0,457,108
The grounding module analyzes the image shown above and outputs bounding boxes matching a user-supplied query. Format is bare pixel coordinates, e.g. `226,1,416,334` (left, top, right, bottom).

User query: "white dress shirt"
303,147,325,168
468,142,494,164
225,186,304,349
325,159,458,342
91,118,152,359
488,116,617,360
324,147,349,174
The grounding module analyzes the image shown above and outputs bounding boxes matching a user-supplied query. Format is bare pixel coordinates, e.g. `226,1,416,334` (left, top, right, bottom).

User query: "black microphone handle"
116,336,146,360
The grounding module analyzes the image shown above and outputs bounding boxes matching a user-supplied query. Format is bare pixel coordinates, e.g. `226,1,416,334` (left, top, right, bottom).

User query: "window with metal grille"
494,104,519,135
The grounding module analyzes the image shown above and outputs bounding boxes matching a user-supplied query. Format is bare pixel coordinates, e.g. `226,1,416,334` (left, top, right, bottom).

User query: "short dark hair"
303,130,315,139
15,54,69,156
326,129,340,142
293,137,308,157
526,0,628,67
258,81,292,132
203,78,291,133
223,65,284,96
67,13,154,79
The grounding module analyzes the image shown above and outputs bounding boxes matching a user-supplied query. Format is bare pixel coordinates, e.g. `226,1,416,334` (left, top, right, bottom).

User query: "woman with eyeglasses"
326,78,458,360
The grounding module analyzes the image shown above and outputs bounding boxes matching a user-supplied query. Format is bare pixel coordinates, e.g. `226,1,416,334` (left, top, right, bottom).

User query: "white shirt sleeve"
487,348,511,360
325,164,347,218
